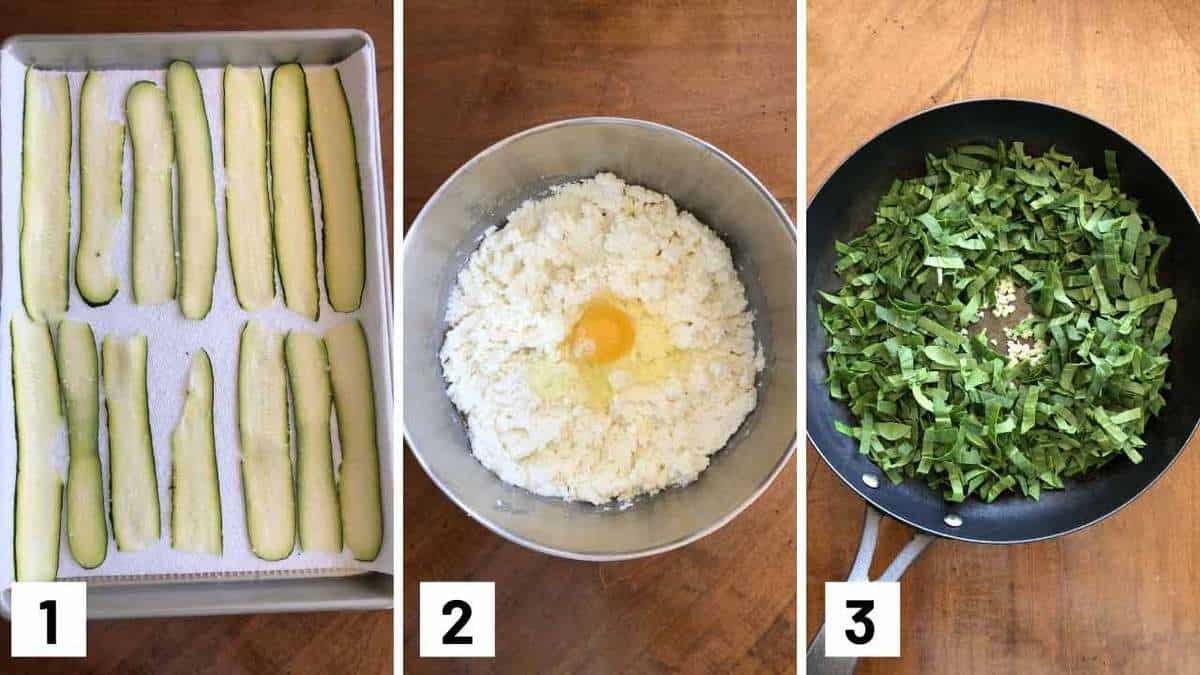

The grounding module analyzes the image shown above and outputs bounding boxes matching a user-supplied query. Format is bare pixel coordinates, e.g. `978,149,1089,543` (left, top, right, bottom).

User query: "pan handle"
805,505,935,675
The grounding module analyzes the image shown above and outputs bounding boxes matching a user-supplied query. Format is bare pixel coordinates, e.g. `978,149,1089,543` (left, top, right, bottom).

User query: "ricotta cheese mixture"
440,173,764,504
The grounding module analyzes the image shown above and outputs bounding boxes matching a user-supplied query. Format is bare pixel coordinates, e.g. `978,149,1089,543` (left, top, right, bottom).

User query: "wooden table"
0,2,393,674
404,1,796,672
808,1,1200,672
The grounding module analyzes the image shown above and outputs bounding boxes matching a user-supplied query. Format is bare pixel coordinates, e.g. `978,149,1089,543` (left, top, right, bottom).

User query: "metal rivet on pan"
861,473,880,489
944,513,963,528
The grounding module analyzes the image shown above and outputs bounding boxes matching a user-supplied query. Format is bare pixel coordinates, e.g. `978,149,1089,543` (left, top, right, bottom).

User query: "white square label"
824,581,900,657
419,582,495,658
10,582,87,658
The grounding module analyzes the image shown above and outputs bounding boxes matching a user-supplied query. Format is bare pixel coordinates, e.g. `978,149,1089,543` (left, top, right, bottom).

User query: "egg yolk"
568,300,635,364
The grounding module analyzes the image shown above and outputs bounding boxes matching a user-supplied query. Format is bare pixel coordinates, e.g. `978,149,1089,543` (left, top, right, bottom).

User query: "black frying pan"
806,99,1200,672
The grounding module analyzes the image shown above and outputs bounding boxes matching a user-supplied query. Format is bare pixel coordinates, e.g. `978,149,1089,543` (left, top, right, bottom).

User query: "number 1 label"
39,599,57,645
419,582,495,658
10,582,86,657
824,581,901,657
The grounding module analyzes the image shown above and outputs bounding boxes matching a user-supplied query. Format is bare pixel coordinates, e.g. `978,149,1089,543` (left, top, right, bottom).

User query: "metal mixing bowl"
403,117,796,560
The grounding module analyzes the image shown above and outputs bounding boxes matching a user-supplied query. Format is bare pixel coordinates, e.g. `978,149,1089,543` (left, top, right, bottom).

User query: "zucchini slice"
271,65,320,320
167,61,218,320
238,321,295,560
126,81,177,306
102,334,161,551
77,72,124,307
325,319,382,561
285,331,341,552
20,68,71,322
11,314,65,581
223,66,275,311
306,67,365,313
170,349,222,554
56,320,108,569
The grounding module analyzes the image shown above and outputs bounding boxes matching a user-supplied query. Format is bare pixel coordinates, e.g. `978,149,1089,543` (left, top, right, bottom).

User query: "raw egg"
527,295,689,411
567,299,635,364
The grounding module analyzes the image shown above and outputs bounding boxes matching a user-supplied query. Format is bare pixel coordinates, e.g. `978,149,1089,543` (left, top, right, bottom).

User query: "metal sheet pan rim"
0,28,393,619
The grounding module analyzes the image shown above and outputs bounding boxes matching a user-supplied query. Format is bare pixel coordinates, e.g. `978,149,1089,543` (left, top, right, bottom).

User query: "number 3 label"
10,582,87,657
824,582,900,657
419,582,495,658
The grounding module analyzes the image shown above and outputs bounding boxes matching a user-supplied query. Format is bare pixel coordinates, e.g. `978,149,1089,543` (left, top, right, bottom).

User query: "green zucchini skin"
77,72,124,307
167,61,219,320
306,66,365,314
20,68,71,322
57,320,108,569
11,315,65,581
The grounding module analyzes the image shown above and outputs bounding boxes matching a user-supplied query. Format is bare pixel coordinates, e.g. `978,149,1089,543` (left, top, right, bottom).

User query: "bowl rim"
402,115,798,560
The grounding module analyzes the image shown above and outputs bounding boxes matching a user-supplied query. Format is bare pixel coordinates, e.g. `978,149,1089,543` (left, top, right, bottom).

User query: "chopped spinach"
819,142,1175,502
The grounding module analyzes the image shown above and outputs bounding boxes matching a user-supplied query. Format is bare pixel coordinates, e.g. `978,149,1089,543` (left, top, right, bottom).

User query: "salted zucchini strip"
223,66,275,311
306,67,365,313
103,334,162,551
170,349,222,554
126,81,177,305
11,315,65,581
238,320,295,560
57,320,108,568
271,64,320,320
325,319,383,560
20,68,71,321
77,72,124,306
167,61,219,320
286,331,341,552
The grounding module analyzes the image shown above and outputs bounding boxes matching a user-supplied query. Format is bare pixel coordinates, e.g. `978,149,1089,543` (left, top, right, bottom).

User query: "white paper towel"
0,46,393,587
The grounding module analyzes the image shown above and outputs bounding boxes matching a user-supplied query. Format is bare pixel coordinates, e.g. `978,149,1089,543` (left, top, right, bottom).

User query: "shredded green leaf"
820,142,1174,503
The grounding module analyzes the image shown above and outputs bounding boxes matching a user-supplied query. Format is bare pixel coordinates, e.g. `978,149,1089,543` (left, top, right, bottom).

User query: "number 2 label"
419,582,495,658
442,599,473,645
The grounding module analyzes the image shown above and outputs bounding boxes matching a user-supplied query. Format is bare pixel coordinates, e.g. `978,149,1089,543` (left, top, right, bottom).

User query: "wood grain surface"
0,2,392,674
808,1,1200,672
404,1,796,672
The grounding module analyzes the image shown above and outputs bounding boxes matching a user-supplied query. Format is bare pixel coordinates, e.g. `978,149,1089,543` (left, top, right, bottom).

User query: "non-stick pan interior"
807,99,1200,543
